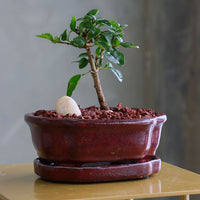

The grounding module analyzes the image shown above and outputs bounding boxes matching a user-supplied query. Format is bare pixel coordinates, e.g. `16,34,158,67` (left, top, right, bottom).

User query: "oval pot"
25,112,166,182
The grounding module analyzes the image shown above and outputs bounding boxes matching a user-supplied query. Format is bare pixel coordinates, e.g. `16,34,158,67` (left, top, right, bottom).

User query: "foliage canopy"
37,9,139,109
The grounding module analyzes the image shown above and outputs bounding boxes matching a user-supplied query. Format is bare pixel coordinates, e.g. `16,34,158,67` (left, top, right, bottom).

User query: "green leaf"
71,36,85,47
86,9,99,16
78,53,88,58
107,29,117,35
117,36,123,42
78,57,89,69
102,31,113,46
61,29,67,41
36,33,54,41
96,35,111,51
108,28,123,37
67,74,82,96
121,24,128,29
83,14,96,22
97,58,103,67
96,47,101,56
104,63,123,82
70,16,76,31
120,42,139,48
77,17,84,21
109,20,121,30
110,49,124,66
78,22,85,31
80,20,94,30
96,42,110,52
104,49,124,66
96,18,111,27
112,38,120,47
104,52,120,65
67,30,72,41
88,28,101,39
53,36,60,43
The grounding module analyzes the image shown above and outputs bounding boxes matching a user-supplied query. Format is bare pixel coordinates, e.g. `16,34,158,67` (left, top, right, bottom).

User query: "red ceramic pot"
24,113,167,164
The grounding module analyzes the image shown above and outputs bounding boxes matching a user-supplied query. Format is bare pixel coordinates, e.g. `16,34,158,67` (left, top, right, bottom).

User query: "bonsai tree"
26,9,167,183
37,9,139,110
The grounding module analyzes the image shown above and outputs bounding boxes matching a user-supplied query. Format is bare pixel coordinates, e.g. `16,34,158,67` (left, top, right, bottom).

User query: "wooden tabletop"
0,162,200,200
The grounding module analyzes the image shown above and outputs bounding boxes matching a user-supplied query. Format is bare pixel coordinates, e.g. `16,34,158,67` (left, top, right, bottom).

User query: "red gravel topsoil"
34,103,161,120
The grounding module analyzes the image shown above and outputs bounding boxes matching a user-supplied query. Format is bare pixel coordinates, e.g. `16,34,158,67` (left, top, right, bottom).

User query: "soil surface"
34,103,161,120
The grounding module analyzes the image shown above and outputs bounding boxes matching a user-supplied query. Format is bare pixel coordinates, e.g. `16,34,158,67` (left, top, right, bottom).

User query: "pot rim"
24,112,167,126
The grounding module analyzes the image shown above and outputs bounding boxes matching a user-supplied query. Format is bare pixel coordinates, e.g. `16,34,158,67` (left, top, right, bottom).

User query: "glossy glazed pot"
25,113,167,164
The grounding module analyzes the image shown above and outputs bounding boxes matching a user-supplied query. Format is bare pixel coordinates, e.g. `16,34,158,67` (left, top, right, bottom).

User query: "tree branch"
58,41,93,49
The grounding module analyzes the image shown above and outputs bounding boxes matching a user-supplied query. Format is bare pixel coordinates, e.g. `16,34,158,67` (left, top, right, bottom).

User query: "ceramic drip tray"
34,156,161,183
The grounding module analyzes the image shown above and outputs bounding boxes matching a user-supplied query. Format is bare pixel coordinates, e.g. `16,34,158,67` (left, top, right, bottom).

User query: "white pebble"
55,96,81,116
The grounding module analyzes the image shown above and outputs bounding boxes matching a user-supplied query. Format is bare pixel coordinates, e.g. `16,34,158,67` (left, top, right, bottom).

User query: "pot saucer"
34,156,161,183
